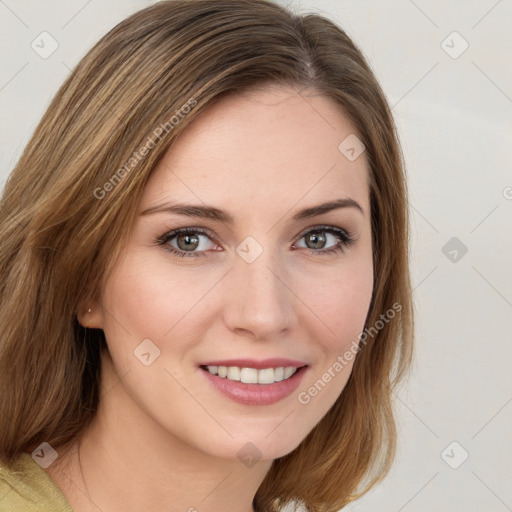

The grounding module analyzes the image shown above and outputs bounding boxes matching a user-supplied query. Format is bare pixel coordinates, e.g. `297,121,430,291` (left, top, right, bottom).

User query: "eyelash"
156,225,355,259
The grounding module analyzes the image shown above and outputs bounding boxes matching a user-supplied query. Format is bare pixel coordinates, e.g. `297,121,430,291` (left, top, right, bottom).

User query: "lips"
199,358,308,369
200,358,309,405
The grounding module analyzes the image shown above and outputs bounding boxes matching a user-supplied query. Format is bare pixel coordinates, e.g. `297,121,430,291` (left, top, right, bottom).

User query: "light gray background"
1,1,511,511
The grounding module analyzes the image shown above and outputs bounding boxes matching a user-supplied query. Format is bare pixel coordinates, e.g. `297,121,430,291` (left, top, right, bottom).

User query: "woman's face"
94,84,373,462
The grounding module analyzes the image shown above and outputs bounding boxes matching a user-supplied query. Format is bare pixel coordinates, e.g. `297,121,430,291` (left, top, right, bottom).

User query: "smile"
199,364,309,406
202,365,300,384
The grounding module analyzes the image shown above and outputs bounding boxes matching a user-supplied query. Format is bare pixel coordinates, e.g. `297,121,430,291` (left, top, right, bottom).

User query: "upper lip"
199,358,308,369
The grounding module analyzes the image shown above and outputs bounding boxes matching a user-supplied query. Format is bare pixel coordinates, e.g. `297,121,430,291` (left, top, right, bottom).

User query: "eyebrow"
140,197,364,223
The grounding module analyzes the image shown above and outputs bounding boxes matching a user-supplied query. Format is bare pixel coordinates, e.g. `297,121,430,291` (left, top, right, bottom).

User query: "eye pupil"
161,226,351,259
177,234,199,251
306,232,326,249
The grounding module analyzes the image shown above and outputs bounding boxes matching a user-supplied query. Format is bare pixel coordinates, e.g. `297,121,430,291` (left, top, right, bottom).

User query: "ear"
76,298,104,329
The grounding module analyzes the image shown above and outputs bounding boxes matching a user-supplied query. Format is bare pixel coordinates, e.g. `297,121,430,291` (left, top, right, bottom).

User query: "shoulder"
0,452,73,511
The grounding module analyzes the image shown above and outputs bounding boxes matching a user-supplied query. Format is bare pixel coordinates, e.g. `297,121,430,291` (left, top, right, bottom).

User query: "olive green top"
0,452,73,511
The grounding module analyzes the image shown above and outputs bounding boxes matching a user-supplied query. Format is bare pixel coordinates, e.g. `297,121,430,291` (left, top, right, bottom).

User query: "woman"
0,0,414,510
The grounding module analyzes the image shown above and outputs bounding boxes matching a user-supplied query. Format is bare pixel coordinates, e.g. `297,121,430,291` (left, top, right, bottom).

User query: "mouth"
197,357,310,405
199,364,308,385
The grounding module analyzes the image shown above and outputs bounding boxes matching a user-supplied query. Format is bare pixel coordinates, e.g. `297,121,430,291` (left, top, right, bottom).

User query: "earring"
87,308,92,313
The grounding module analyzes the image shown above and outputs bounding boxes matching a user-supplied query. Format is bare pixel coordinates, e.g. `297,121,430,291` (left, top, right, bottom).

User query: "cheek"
101,253,213,343
292,263,372,420
297,257,374,350
301,252,373,401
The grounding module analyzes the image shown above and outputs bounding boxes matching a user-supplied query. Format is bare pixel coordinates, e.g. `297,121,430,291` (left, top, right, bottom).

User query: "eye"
292,225,355,256
156,227,219,258
156,225,355,259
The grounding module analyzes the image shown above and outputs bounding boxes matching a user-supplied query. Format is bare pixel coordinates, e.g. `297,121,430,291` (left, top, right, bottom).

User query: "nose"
222,249,295,340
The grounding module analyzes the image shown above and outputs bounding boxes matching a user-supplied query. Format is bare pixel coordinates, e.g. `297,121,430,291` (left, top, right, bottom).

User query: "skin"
44,84,374,512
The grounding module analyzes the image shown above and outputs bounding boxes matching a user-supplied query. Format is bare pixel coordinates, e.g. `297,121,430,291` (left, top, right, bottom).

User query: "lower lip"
200,366,309,406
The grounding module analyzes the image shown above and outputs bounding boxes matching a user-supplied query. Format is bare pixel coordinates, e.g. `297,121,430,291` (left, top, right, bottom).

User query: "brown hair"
0,1,414,510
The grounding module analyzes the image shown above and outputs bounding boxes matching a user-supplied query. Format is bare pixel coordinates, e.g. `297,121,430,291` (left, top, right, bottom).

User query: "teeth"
227,366,241,381
240,367,258,384
205,365,300,384
257,368,274,384
283,367,295,379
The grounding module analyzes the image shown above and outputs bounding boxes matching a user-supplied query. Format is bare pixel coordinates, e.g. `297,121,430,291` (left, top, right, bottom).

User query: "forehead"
140,85,369,219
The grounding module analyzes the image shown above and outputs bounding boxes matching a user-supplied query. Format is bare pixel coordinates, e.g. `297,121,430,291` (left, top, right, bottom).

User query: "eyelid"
156,226,220,248
156,223,356,259
295,223,354,241
159,224,354,243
